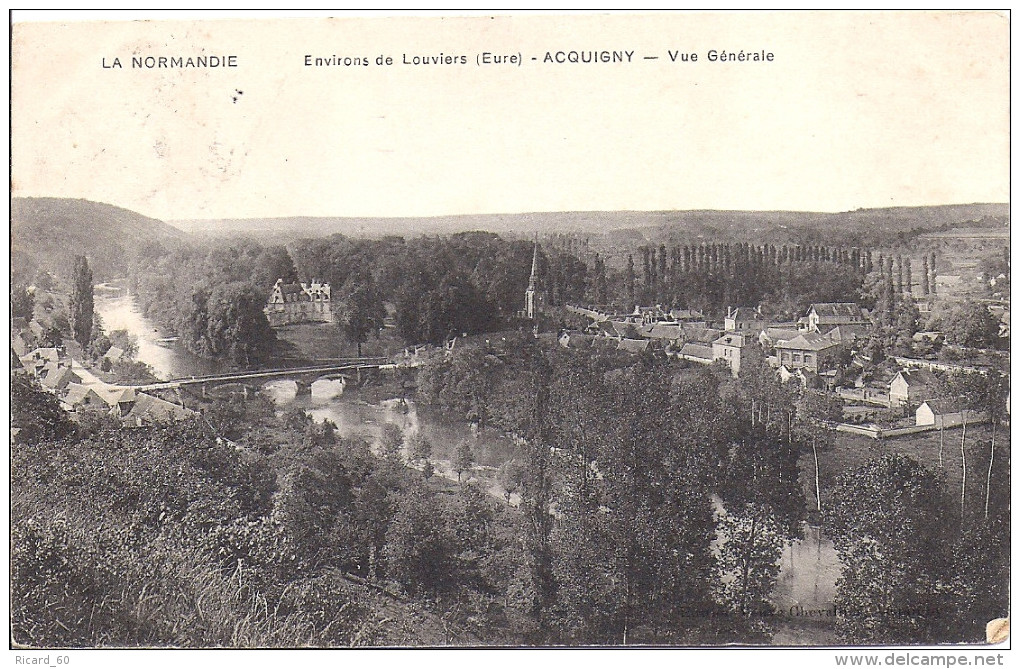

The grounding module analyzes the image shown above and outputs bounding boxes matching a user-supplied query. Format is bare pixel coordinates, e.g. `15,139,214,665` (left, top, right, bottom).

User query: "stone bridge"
121,357,401,398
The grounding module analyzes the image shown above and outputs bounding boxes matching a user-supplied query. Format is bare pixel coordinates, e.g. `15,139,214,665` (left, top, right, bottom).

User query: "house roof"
104,346,126,361
11,334,29,357
609,321,640,339
713,333,748,348
809,302,866,321
823,323,871,342
728,307,762,321
617,338,650,353
115,391,193,425
39,365,80,389
919,398,970,415
762,327,801,344
640,323,684,341
895,369,937,388
679,342,714,361
25,347,61,363
688,327,723,344
63,382,104,407
670,308,705,321
776,332,840,352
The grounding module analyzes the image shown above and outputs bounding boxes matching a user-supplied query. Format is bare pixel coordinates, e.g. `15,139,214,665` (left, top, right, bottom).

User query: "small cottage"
916,399,987,429
889,369,937,407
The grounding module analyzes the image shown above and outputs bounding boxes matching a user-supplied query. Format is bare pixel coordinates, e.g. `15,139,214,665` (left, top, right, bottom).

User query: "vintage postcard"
8,9,1011,667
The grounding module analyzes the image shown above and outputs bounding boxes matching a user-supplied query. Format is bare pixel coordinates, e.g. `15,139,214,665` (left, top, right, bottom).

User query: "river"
94,288,223,380
93,289,841,645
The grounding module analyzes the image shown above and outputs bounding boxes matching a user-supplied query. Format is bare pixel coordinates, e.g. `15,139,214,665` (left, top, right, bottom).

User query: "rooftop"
679,342,714,360
776,332,841,351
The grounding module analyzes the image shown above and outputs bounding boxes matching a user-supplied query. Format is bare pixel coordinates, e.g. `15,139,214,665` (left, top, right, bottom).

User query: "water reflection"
774,524,839,613
771,524,840,645
265,379,514,467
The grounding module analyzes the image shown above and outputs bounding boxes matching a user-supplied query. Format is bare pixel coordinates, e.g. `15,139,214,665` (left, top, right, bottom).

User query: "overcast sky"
11,11,1009,220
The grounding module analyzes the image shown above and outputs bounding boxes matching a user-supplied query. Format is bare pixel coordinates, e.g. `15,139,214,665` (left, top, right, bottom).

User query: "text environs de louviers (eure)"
100,49,775,70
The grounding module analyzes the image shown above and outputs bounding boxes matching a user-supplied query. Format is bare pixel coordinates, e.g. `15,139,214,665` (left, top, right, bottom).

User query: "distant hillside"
13,199,1006,282
172,203,1009,245
171,211,662,239
11,198,186,282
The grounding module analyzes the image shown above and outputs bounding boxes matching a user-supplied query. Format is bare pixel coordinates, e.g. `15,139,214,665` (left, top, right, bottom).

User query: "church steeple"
528,237,539,291
525,236,539,320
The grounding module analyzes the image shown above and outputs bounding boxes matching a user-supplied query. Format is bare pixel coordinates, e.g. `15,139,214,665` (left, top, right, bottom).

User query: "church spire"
525,235,539,320
528,235,539,291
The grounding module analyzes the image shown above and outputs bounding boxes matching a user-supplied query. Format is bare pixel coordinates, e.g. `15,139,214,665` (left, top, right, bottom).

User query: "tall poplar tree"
68,255,94,348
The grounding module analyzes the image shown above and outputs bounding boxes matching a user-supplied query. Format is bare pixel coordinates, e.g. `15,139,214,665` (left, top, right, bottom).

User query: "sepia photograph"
7,9,1011,664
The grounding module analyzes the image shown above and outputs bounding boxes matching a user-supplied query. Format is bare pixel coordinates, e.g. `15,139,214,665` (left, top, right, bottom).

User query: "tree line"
123,230,1002,372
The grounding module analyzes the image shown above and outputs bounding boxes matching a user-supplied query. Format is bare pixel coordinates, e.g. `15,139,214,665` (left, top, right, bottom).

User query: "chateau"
265,278,335,326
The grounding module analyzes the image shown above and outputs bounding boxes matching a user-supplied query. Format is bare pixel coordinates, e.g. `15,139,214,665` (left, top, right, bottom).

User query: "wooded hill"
11,197,186,282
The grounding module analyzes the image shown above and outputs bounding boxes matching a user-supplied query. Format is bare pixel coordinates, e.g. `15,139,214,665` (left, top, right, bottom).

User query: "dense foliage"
824,455,1008,644
11,397,512,647
129,240,286,364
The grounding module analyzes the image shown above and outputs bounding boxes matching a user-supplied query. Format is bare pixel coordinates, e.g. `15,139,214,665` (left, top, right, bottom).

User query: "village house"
637,322,685,342
824,323,871,344
687,327,723,345
915,399,987,429
595,319,641,340
778,365,824,390
712,333,748,376
633,305,667,325
18,347,66,376
265,278,335,326
759,325,801,351
558,331,595,350
889,369,937,407
14,332,195,428
111,388,193,427
103,346,127,363
724,307,766,334
38,363,82,392
61,382,107,411
775,331,842,373
678,342,714,366
669,308,706,323
912,331,945,346
802,302,871,333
